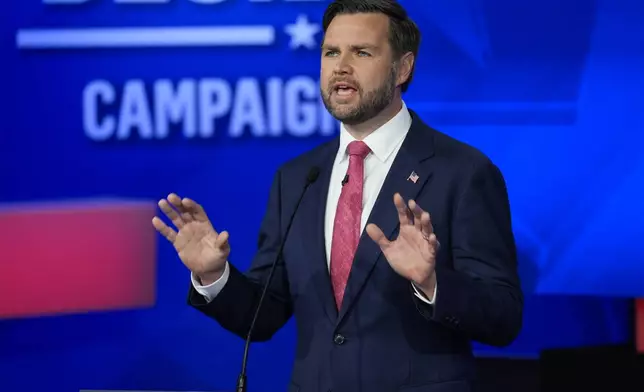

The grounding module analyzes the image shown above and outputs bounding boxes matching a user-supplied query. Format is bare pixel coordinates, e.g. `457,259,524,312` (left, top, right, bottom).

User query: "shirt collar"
337,101,412,163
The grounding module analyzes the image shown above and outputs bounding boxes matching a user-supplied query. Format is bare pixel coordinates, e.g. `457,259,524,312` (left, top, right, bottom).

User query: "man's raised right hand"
152,193,230,284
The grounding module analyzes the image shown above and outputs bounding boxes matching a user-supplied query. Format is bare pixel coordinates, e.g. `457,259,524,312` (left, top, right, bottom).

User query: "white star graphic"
284,14,320,50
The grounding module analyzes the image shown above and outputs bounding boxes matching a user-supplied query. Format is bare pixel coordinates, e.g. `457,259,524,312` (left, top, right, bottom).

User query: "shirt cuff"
412,281,437,305
190,262,230,303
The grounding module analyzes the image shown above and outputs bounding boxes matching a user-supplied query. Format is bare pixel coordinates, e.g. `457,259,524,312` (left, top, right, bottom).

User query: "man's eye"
358,51,371,57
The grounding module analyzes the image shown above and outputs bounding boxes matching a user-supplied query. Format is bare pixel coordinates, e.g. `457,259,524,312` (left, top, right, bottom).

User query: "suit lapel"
336,112,436,324
306,140,340,323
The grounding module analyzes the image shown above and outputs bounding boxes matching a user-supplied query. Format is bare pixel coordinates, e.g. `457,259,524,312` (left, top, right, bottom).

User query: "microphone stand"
236,167,320,392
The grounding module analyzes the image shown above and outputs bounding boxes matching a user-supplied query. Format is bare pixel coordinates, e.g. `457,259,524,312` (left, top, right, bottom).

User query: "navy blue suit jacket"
188,110,523,392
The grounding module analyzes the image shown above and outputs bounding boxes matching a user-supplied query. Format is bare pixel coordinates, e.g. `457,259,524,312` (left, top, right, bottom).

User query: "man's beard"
321,67,397,126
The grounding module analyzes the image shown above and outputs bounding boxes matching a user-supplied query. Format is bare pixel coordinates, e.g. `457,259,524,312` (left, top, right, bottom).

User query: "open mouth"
333,83,358,97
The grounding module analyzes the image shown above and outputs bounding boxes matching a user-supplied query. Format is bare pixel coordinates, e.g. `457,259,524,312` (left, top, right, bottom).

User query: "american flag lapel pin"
408,171,419,184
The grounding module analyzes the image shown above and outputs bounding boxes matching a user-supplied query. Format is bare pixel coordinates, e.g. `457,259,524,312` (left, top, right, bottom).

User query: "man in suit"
152,0,523,391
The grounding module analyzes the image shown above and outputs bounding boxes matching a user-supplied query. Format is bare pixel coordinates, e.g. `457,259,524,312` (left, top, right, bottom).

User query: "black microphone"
341,174,349,186
236,166,320,392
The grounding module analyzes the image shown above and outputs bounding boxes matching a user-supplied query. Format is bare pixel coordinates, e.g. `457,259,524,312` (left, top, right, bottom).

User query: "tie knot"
347,141,371,159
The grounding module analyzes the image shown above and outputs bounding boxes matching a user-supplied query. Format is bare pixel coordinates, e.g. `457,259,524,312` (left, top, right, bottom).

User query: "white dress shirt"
191,102,436,305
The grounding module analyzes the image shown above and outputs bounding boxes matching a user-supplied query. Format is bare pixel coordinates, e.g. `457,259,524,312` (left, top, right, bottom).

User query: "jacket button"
333,333,345,345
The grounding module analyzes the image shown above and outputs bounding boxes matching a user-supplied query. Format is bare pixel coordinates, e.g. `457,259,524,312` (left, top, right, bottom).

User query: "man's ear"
396,52,415,87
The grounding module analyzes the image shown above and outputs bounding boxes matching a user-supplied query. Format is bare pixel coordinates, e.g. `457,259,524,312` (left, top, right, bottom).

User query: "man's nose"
333,54,353,74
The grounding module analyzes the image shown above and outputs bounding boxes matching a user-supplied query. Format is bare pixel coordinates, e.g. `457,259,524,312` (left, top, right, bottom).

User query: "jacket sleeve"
414,159,523,347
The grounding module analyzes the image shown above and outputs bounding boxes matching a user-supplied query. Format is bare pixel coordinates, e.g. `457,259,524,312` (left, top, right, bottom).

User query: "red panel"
637,299,644,353
0,200,157,319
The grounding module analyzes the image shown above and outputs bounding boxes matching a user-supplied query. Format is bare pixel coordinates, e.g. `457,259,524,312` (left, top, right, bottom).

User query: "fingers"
158,197,185,229
426,233,439,251
158,193,191,229
167,193,183,209
158,193,211,229
408,198,434,238
168,193,194,224
181,197,210,222
152,216,177,243
408,199,422,232
404,196,439,254
394,193,413,226
366,223,390,248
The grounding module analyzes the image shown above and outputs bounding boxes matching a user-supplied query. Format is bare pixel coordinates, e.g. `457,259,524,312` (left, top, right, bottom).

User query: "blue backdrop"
1,0,643,391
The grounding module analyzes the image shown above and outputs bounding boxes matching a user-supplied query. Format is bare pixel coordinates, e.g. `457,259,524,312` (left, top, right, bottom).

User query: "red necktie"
330,140,371,310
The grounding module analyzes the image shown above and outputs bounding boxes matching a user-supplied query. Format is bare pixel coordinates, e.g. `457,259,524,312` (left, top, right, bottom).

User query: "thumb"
366,223,390,249
215,230,230,248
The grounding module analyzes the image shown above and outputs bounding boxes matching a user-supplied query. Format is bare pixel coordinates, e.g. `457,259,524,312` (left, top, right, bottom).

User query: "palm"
174,221,229,276
381,225,434,284
152,193,230,277
366,193,439,287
